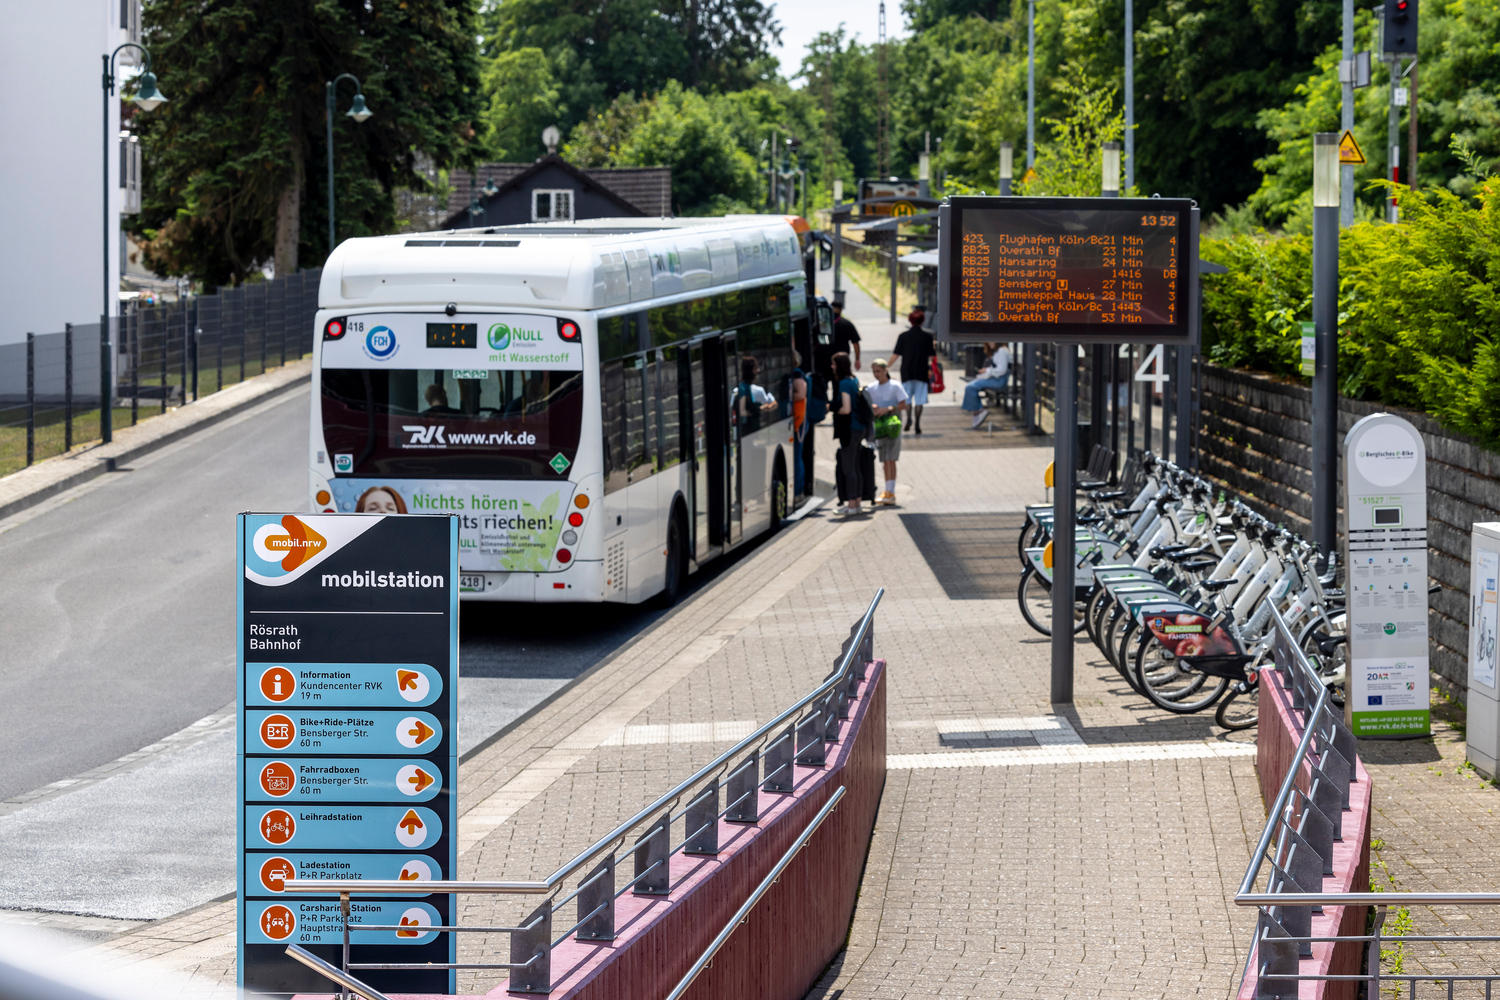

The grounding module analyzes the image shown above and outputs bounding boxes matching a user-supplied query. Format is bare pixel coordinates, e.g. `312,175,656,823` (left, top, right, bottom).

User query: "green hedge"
1201,179,1500,448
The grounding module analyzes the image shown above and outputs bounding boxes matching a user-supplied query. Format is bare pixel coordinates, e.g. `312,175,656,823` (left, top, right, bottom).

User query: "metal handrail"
285,589,882,900
664,785,847,1000
1234,600,1331,902
285,944,391,1000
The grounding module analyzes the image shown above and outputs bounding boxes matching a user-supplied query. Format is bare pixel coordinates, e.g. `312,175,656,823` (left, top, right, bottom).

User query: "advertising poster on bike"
236,512,458,994
1342,413,1431,738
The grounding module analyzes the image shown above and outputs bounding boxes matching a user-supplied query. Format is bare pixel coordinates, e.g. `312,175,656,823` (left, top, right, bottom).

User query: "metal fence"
0,268,321,477
1233,601,1500,999
283,590,883,997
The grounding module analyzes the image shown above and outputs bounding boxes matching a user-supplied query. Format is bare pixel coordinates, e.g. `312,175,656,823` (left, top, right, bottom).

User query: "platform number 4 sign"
1133,344,1170,388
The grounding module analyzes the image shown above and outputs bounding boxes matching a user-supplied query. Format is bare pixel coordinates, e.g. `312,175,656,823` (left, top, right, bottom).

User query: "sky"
770,0,908,84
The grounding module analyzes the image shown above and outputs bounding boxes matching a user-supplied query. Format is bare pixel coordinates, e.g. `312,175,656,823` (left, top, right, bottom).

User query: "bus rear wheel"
770,463,788,533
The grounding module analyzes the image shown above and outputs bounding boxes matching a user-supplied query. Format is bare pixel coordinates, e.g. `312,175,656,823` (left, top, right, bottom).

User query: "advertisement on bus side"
325,479,572,573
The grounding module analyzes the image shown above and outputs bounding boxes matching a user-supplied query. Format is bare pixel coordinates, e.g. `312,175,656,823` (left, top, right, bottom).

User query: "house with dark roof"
442,156,672,229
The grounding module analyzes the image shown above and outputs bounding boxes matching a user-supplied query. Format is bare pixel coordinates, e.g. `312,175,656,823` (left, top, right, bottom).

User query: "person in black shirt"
830,303,862,371
888,308,935,434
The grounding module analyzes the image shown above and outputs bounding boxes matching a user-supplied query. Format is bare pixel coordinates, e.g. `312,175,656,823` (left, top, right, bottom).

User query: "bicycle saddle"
1178,556,1219,573
1200,577,1237,593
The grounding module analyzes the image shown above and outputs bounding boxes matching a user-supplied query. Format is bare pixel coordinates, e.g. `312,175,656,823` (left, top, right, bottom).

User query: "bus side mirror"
818,236,833,271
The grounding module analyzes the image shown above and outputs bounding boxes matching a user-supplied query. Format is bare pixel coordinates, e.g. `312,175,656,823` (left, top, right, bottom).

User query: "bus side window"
655,347,681,471
624,353,649,480
601,359,628,495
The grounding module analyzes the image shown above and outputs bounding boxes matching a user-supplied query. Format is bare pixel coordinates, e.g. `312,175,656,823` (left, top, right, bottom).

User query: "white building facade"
0,0,142,349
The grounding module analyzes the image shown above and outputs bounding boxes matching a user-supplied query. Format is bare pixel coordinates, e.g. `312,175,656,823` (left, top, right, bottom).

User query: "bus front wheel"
658,508,688,607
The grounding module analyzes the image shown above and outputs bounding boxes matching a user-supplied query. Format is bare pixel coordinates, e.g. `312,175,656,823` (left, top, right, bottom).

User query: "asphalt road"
0,384,770,920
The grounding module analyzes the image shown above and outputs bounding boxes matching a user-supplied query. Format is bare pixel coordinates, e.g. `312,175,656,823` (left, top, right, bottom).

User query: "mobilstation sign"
1342,413,1431,737
237,512,458,993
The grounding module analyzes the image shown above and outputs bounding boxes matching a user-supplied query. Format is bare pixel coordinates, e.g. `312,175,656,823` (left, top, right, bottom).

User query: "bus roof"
320,215,807,313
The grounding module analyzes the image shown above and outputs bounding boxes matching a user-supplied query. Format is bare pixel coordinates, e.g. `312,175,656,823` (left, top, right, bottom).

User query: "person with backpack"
831,351,868,515
888,307,936,435
865,358,908,506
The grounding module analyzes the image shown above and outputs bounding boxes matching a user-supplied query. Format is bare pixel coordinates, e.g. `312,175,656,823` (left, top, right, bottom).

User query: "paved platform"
56,276,1500,998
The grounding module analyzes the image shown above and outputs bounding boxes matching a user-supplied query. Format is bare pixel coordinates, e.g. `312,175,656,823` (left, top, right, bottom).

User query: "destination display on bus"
937,196,1196,343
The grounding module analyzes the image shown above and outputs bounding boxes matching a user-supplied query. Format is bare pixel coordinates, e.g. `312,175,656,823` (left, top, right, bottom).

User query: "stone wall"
1197,363,1500,697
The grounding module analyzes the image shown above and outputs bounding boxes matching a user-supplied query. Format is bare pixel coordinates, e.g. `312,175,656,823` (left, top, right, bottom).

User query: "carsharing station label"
237,513,457,994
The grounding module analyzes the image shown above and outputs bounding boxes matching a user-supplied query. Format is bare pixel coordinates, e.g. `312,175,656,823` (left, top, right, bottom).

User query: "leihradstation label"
237,513,458,995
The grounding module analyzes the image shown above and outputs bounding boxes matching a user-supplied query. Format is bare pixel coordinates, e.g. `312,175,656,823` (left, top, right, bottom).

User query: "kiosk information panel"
936,196,1197,344
1342,414,1431,738
237,512,458,993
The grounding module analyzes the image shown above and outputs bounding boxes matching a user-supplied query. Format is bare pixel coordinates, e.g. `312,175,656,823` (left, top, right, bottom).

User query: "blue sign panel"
246,710,445,755
244,757,444,803
244,852,445,898
245,805,444,851
238,513,457,994
244,662,443,708
244,899,442,945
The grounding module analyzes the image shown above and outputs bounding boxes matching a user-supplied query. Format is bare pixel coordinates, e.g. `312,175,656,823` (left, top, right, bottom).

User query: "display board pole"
1051,346,1077,704
1022,344,1037,433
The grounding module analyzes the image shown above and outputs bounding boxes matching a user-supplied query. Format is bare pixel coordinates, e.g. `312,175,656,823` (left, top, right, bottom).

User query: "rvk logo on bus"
364,325,398,361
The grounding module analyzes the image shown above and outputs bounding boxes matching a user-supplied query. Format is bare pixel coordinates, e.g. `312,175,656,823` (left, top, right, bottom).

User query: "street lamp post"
101,44,166,445
325,73,373,254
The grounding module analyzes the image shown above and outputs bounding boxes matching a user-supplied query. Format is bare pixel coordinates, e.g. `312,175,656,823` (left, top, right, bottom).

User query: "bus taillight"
323,317,346,340
557,319,581,342
568,512,583,527
556,549,572,564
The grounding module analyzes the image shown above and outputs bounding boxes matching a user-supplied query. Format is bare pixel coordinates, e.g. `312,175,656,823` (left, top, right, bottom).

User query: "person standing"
888,307,935,434
961,341,1011,429
830,302,862,371
865,359,908,505
831,351,866,515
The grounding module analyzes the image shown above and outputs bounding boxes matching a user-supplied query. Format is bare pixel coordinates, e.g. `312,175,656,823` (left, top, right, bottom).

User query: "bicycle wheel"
1085,586,1111,647
1114,620,1147,693
1215,680,1259,731
1134,636,1227,713
1017,567,1054,636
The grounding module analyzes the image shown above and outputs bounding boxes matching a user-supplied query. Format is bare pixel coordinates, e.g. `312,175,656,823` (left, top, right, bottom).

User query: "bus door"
685,343,710,559
721,333,742,545
698,335,742,548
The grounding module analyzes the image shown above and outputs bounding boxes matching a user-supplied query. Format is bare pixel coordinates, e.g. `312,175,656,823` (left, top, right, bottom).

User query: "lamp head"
132,71,167,112
482,177,499,197
346,93,373,123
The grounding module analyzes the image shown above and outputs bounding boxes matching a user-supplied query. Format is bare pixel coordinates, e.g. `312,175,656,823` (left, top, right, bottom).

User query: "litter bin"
1468,522,1500,777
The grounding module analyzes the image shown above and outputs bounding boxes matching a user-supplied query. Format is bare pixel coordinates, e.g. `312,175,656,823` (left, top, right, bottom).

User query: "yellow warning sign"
1022,168,1038,183
1338,130,1366,166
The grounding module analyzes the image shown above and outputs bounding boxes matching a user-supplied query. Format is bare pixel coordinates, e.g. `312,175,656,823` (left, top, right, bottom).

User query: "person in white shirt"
961,342,1011,430
865,359,908,506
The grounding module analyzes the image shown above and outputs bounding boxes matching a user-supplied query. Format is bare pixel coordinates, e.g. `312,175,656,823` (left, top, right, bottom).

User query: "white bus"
309,216,811,604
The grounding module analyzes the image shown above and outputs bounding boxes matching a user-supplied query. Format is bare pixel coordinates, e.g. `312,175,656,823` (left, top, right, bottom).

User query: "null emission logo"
252,516,328,572
487,323,545,352
363,325,397,360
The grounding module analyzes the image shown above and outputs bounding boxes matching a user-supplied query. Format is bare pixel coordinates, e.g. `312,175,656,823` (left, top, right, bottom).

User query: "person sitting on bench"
961,342,1011,429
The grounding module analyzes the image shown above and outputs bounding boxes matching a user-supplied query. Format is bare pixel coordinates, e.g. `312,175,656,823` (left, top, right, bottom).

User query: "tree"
479,48,563,161
135,0,483,287
1018,71,1131,196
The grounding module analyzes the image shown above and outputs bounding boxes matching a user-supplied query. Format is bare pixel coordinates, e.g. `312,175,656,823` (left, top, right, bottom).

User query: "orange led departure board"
938,197,1196,343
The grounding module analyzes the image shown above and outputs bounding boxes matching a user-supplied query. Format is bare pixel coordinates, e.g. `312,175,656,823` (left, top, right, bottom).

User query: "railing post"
64,323,73,451
340,890,352,1000
508,899,552,994
576,856,615,941
763,726,795,792
130,305,139,426
1370,905,1386,998
725,751,759,822
795,711,827,766
160,309,168,413
632,811,672,895
684,779,719,855
25,332,35,467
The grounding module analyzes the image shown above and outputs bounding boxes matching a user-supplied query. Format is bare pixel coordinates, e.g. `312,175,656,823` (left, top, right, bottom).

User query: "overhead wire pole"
1026,0,1036,169
876,1,890,179
1340,0,1355,227
1124,0,1134,191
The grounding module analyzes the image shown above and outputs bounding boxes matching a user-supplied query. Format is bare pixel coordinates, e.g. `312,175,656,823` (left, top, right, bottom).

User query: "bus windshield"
321,367,583,479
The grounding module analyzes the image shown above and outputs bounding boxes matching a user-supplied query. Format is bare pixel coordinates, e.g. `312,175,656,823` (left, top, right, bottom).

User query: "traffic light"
1383,0,1418,54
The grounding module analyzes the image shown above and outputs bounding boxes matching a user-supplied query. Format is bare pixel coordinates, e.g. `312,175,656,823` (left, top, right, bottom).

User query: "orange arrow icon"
399,868,421,881
397,916,422,938
398,810,424,836
407,720,435,745
406,767,435,794
397,670,420,691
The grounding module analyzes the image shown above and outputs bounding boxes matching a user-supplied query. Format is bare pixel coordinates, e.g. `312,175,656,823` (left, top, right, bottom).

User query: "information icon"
260,809,295,845
259,761,297,797
260,667,296,702
260,714,296,750
260,904,296,940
